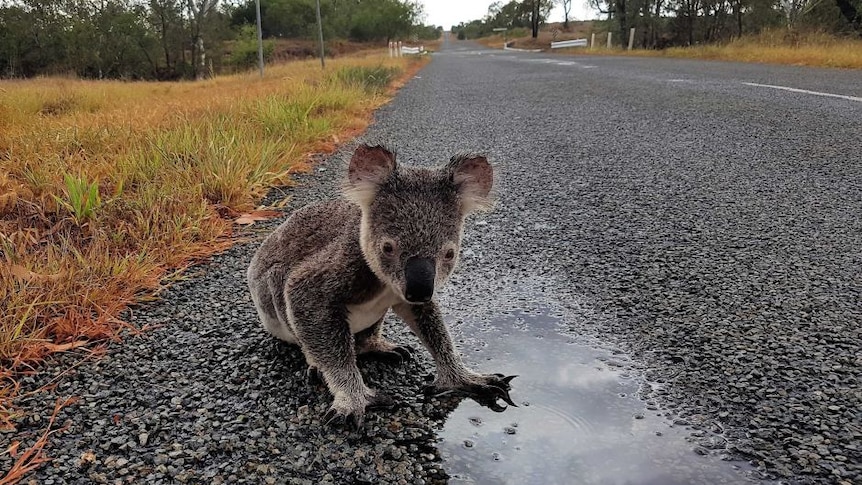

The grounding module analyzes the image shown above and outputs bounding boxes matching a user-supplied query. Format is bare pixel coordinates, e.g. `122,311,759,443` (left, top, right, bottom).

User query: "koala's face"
344,144,494,304
363,172,463,303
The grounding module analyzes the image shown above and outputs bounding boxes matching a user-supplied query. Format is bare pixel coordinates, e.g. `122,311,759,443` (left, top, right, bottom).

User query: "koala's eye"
382,242,395,254
444,249,456,260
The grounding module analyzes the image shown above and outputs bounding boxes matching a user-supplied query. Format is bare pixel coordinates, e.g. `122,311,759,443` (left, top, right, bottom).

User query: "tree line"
452,0,861,47
0,0,440,80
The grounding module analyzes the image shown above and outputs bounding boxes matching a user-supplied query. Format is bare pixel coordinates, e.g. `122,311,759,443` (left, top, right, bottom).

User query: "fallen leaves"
233,209,281,225
42,341,90,353
8,265,62,283
0,397,76,485
5,441,20,458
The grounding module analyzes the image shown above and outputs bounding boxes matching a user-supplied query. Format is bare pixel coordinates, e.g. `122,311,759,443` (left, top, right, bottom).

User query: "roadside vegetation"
583,29,862,68
478,24,862,68
0,0,440,80
455,0,862,69
0,53,425,436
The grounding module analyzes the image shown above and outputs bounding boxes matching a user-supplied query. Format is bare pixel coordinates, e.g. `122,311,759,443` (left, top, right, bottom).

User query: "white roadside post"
398,41,402,57
607,32,612,49
628,27,635,50
493,27,508,48
591,33,596,50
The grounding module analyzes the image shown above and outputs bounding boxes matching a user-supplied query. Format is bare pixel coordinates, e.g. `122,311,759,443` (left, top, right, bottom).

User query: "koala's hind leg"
249,273,298,344
288,289,394,429
355,319,414,364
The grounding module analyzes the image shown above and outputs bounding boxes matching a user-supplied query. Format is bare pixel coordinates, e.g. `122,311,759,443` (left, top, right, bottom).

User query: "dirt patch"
270,39,384,61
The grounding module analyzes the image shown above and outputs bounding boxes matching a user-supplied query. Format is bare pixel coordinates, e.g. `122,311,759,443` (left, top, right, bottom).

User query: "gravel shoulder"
5,40,861,484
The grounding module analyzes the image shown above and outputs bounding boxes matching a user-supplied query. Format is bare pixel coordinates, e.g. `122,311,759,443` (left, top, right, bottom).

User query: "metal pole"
315,0,325,69
254,0,264,77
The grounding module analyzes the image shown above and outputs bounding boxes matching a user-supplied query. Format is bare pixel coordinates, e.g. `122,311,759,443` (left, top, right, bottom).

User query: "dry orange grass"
634,31,862,69
0,52,426,429
521,28,862,69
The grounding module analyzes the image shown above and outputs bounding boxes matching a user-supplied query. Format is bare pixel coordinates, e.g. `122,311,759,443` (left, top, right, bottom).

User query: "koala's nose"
404,257,435,303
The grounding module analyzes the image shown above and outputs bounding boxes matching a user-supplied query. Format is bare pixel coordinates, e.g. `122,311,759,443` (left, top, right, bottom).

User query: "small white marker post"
493,27,508,48
628,28,636,50
607,32,612,49
398,41,402,57
591,33,596,50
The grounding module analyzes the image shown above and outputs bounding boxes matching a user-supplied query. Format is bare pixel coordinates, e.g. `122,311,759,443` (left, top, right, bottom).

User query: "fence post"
607,32,612,49
628,28,636,50
591,33,596,50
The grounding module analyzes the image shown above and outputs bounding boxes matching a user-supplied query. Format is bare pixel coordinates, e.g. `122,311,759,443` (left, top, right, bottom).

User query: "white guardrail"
550,38,588,49
389,42,425,57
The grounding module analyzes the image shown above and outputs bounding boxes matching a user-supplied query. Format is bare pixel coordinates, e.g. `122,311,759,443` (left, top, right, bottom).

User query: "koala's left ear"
447,153,494,214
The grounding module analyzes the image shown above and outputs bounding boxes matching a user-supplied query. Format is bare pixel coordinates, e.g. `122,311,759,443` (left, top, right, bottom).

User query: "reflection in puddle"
438,307,761,485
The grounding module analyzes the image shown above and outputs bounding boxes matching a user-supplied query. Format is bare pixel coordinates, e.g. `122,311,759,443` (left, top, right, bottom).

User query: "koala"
247,143,516,428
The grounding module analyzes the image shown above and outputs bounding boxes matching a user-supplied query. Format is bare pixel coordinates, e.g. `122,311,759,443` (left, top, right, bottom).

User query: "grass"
477,27,862,69
654,31,861,69
0,52,426,432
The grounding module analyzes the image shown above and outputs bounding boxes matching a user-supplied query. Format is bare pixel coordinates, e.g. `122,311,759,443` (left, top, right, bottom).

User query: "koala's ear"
344,144,396,207
448,153,494,214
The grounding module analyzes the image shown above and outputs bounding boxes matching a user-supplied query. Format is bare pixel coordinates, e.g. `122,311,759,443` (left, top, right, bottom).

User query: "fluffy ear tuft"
447,153,494,214
343,144,396,207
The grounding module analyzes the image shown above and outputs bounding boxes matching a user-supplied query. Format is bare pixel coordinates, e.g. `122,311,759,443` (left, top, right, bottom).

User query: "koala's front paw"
426,373,518,412
322,390,395,430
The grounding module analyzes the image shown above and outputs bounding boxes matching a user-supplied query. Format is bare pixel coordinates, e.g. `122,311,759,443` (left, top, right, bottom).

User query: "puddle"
437,306,763,485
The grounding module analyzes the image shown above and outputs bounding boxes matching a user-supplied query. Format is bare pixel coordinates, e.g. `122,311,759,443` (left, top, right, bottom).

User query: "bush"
228,25,275,71
332,65,400,93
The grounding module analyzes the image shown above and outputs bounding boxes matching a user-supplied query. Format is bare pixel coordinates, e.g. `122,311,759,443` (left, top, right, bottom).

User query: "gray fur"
247,143,514,427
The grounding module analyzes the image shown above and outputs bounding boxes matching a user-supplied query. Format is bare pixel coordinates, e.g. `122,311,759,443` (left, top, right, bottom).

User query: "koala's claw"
467,375,518,410
392,344,415,361
363,345,414,365
322,407,364,431
321,393,395,431
424,374,518,411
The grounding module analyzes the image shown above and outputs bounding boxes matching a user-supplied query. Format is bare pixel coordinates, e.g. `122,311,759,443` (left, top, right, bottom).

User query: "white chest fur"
346,288,402,334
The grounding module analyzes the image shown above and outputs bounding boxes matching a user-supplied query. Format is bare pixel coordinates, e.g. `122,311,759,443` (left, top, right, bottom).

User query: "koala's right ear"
343,144,396,207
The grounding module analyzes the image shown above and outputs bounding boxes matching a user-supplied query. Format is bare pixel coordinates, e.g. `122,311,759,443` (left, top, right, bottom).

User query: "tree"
348,0,417,42
530,0,540,37
524,0,553,37
560,0,573,28
148,0,185,78
486,0,533,29
834,0,861,33
186,0,218,79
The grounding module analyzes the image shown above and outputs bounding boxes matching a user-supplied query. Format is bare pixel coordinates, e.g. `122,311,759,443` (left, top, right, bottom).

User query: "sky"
419,0,601,30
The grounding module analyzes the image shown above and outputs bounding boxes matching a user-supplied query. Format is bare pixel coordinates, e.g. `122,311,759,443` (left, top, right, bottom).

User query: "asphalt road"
9,39,861,484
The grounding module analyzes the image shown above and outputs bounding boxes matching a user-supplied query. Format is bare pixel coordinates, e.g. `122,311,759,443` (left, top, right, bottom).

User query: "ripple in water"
438,307,766,485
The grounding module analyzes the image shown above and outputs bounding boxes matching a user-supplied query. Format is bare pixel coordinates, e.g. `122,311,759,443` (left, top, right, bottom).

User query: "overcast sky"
419,0,601,29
